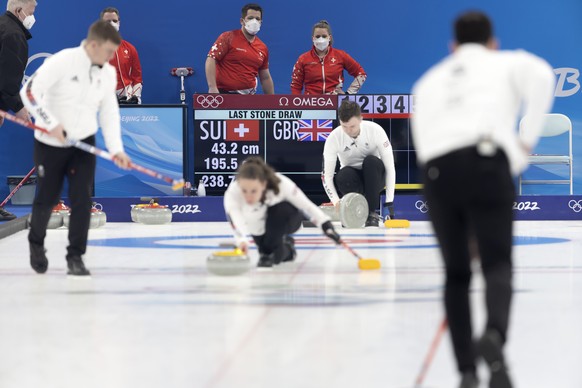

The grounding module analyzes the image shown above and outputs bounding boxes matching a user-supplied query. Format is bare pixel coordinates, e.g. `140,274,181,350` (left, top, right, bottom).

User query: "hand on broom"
384,201,395,220
237,241,249,255
48,124,67,143
113,151,131,170
322,220,341,244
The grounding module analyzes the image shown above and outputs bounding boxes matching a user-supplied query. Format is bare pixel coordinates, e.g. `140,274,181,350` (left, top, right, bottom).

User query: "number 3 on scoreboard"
373,95,389,114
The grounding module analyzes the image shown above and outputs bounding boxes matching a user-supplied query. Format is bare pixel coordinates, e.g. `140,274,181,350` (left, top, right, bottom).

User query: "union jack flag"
297,119,333,142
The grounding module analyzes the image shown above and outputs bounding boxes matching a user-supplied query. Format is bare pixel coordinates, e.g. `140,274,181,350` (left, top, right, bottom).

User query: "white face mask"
313,37,330,51
109,20,120,31
21,10,35,30
244,19,261,35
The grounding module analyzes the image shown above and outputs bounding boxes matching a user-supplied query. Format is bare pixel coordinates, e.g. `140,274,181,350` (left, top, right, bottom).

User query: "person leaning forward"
21,20,131,277
322,100,396,227
412,10,555,388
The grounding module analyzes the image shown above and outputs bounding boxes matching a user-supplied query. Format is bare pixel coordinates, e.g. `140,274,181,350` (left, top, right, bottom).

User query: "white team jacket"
224,173,331,246
20,42,124,155
412,44,555,176
322,120,396,204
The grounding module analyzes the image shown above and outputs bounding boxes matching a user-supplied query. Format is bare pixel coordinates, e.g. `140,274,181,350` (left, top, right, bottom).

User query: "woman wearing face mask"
291,20,366,95
224,157,341,269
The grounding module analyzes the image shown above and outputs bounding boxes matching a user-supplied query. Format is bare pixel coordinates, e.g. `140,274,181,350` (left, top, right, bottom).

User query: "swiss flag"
226,120,260,141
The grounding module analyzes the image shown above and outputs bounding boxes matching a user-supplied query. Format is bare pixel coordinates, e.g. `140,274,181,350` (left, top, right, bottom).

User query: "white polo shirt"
322,120,396,204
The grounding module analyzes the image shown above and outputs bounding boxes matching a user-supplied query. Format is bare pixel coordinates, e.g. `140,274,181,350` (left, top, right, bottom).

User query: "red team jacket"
109,40,143,93
208,29,269,92
290,46,366,95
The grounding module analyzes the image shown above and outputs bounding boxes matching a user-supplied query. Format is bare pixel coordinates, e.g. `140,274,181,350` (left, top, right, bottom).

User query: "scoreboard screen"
193,94,418,201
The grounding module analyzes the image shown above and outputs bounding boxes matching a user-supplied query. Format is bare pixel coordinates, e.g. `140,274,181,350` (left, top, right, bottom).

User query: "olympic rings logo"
415,200,429,213
196,95,224,108
568,200,582,213
92,202,104,211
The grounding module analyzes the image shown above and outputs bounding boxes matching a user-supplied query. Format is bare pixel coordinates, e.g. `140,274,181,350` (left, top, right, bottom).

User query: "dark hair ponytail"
237,156,281,195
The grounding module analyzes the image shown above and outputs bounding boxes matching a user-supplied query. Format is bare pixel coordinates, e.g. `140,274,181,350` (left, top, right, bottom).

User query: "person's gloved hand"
322,220,341,244
117,95,128,105
126,95,139,104
384,202,395,220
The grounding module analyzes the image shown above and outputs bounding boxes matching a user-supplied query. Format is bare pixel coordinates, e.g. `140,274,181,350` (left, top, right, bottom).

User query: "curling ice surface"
0,221,580,388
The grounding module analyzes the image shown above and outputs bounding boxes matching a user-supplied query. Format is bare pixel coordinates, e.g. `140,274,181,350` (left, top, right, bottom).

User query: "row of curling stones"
313,193,410,228
131,199,172,224
34,200,107,229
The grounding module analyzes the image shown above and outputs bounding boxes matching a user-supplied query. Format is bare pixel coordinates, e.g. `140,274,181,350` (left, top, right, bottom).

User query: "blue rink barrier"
93,197,227,222
382,195,582,221
92,195,582,222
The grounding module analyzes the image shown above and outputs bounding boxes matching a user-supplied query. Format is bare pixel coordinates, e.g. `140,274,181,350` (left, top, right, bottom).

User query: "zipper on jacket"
320,55,326,94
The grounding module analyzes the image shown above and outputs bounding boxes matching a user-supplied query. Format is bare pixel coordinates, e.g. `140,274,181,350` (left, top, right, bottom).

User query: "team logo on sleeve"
226,120,260,141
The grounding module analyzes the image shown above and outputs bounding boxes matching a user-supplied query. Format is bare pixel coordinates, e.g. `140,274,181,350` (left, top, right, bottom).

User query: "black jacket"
0,11,32,113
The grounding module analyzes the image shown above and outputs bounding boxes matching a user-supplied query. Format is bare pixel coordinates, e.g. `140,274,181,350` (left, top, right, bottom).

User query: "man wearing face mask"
100,7,143,104
205,3,274,94
0,0,36,221
291,20,366,95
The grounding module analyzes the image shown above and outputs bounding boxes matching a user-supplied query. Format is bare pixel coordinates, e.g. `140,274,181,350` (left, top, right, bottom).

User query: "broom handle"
0,166,36,207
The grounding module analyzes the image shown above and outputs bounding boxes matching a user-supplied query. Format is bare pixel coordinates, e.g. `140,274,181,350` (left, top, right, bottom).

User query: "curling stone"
133,200,172,224
206,248,251,276
47,211,63,229
130,204,149,222
88,203,106,229
49,200,68,228
339,192,368,228
27,201,67,229
63,203,106,229
27,212,63,229
319,202,339,221
92,202,107,228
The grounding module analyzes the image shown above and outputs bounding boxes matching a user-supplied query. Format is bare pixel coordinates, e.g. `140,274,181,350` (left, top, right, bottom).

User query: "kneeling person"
224,157,340,269
322,100,396,227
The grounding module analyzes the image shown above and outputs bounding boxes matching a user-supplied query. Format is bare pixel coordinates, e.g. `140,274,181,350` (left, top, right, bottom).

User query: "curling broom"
0,109,184,191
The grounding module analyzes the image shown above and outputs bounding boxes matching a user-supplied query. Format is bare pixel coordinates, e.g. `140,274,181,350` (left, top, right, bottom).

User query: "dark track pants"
252,201,304,259
422,146,514,373
334,155,385,212
28,137,96,259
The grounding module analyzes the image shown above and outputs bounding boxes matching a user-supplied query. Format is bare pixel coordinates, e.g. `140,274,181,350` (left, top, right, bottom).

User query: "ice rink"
0,220,580,388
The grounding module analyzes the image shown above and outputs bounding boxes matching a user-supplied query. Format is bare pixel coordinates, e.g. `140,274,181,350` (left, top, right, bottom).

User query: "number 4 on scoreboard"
391,95,409,114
